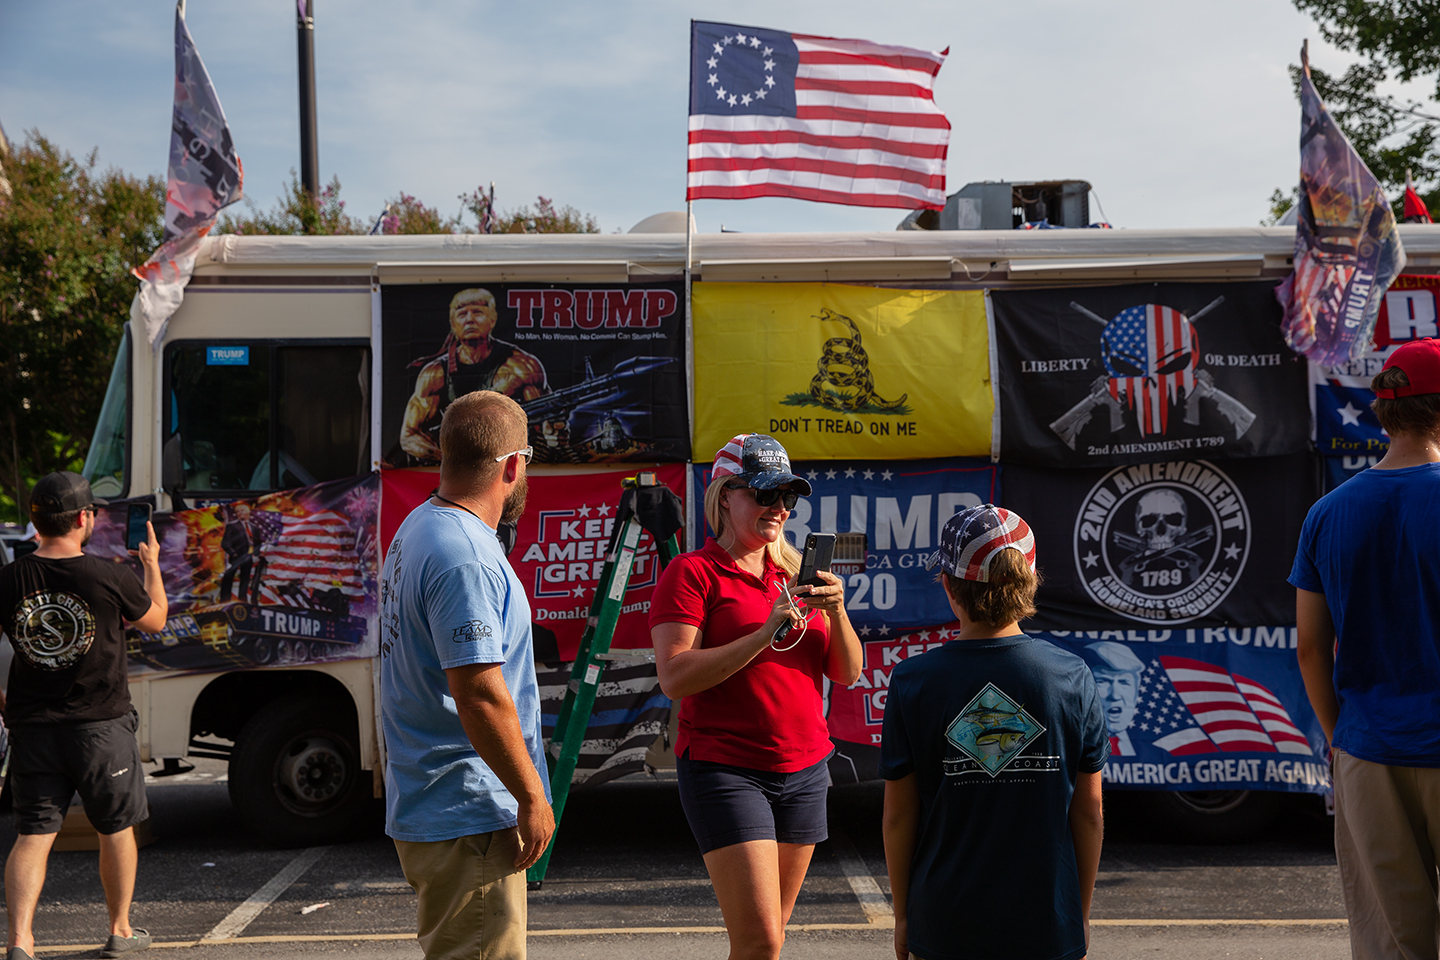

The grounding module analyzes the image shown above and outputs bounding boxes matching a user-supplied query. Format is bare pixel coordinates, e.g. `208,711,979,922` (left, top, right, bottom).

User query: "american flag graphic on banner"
687,20,950,210
260,511,366,608
1102,304,1199,437
1132,656,1315,757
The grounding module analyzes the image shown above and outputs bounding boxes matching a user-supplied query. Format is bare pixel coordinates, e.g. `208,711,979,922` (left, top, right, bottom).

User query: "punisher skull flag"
1002,453,1316,631
991,281,1310,468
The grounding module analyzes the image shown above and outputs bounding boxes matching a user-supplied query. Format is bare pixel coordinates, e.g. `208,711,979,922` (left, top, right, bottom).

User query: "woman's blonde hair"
703,478,802,577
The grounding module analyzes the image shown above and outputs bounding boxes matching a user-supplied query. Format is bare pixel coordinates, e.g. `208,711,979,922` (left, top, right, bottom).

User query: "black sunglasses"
727,484,800,510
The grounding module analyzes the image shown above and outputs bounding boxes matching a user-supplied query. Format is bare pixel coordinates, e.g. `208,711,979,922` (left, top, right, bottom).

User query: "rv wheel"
228,698,372,847
1142,789,1285,843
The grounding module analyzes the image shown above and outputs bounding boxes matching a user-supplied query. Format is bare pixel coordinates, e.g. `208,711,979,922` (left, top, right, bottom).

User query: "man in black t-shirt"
0,472,167,960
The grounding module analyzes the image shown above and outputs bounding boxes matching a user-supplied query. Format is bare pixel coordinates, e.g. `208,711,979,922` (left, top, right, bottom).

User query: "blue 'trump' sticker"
207,346,249,365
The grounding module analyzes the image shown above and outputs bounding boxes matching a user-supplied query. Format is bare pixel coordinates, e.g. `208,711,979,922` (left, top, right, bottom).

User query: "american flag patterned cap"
711,434,812,495
924,504,1036,582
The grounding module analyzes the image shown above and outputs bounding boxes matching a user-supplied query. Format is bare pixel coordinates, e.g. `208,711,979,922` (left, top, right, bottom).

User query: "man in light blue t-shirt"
1291,337,1440,960
380,390,552,960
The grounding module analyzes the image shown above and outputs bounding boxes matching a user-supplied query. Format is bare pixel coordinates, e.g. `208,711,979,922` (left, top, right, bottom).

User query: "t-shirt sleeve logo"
452,620,493,643
945,682,1053,779
13,590,96,671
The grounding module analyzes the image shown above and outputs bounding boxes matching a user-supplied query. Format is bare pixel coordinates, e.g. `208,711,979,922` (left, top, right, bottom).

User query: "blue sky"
0,1,1398,234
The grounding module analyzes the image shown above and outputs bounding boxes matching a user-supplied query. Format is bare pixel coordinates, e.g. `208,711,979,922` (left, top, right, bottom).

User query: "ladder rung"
596,650,656,662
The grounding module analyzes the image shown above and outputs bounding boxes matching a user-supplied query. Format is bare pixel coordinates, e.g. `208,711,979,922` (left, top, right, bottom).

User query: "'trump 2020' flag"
132,0,244,345
687,21,949,210
1276,43,1404,365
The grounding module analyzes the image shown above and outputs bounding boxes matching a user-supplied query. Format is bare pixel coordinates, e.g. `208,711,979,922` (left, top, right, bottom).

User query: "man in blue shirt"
380,389,553,960
1291,337,1440,960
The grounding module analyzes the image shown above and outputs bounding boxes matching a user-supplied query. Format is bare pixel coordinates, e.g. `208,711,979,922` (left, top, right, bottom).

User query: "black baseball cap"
30,471,107,514
711,434,812,495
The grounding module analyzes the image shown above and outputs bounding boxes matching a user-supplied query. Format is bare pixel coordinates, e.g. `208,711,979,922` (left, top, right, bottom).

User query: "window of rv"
164,340,370,495
82,324,131,499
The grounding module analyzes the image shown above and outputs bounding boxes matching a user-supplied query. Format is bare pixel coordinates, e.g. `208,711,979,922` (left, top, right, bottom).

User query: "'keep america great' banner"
993,282,1310,467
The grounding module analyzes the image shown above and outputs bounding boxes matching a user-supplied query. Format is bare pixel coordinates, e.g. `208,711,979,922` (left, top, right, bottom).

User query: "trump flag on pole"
132,0,244,346
687,21,949,210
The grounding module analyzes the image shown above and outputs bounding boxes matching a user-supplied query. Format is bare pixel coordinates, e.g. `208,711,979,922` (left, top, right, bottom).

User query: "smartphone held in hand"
125,503,152,552
796,533,836,587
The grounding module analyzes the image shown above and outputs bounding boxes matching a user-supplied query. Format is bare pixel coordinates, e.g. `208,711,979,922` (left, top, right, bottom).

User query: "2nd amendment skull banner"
1002,454,1317,630
992,282,1309,467
692,283,991,460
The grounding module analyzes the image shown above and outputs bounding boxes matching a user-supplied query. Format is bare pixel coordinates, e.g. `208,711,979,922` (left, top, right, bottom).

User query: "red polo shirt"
649,538,833,772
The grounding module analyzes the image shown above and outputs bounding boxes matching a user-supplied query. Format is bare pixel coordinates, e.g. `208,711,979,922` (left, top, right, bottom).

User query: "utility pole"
297,0,319,198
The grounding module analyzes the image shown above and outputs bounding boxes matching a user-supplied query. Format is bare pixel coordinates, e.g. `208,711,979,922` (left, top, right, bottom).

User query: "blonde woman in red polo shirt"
650,434,863,960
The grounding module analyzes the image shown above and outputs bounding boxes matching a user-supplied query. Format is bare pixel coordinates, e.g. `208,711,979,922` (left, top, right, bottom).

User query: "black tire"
228,697,371,847
1142,789,1285,843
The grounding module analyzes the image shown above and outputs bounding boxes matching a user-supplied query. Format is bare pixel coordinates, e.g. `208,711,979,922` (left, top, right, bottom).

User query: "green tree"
217,171,365,235
489,195,599,234
1273,1,1440,221
0,133,164,520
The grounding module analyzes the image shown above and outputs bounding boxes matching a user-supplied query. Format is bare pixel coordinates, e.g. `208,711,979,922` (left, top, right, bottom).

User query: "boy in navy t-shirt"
880,505,1108,960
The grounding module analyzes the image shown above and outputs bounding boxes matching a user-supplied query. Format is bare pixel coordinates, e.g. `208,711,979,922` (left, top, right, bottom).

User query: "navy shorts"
9,710,148,835
676,752,831,854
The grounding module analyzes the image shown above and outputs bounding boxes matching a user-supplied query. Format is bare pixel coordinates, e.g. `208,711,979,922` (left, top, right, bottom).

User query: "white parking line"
201,846,331,941
825,825,893,926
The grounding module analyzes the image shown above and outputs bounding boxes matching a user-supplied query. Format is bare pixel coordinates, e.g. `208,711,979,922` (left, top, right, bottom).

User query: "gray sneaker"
100,930,151,958
9,947,36,960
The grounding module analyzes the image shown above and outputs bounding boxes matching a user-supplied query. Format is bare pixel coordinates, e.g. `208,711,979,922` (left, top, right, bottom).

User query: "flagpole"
684,198,695,552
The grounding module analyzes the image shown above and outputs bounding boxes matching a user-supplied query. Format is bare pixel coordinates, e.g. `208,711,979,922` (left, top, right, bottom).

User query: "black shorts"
9,710,147,835
676,752,831,854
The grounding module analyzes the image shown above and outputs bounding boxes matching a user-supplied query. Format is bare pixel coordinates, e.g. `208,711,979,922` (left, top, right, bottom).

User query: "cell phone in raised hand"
125,503,153,552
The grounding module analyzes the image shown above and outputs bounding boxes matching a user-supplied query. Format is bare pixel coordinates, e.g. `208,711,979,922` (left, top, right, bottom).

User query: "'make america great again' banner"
993,282,1310,468
381,282,689,468
1002,454,1316,630
825,620,1329,794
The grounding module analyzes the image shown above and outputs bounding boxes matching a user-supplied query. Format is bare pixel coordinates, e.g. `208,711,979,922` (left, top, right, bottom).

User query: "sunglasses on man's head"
727,484,800,510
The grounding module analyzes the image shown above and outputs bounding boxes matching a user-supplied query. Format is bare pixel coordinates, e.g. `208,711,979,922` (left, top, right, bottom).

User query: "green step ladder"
527,471,682,888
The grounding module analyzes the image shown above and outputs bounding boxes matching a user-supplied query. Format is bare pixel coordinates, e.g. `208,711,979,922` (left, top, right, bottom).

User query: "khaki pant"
1333,748,1440,960
394,829,527,960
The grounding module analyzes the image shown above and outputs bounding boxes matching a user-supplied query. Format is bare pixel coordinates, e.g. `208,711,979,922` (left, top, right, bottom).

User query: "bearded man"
379,391,553,960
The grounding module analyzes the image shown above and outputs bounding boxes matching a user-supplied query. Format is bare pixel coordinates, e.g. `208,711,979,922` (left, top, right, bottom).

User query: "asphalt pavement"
1,758,1350,960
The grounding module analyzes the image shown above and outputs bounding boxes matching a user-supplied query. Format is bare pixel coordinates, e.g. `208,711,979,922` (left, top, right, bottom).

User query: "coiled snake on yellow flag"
808,309,907,412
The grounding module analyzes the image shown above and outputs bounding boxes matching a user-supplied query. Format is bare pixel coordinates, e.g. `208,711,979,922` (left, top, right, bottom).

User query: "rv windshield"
82,325,131,498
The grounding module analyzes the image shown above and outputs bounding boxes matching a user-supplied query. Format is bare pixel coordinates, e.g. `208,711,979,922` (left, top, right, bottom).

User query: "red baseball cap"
1376,338,1440,398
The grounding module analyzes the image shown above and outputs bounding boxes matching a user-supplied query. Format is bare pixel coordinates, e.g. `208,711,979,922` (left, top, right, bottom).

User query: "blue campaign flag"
1032,629,1329,795
1324,454,1380,492
1315,381,1387,458
691,457,998,630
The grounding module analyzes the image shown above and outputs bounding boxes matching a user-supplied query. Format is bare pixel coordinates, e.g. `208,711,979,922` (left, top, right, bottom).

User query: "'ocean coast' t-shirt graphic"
944,682,1054,779
1073,460,1250,625
12,590,97,670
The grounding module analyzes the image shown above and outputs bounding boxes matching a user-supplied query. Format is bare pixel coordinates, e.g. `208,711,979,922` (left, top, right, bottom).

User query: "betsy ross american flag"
1133,656,1314,756
687,21,949,210
1103,304,1198,437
